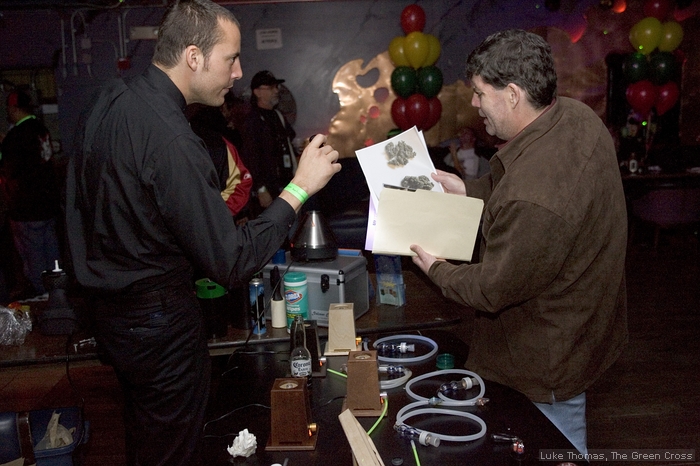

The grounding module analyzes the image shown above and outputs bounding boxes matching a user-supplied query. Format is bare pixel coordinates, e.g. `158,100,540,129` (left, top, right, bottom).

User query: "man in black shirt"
65,1,340,465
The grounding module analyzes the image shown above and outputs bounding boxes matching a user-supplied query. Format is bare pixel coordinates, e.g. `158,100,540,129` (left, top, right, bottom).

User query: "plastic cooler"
0,406,89,466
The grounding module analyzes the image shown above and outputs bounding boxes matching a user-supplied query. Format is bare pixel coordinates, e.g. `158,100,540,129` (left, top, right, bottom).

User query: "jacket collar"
490,98,561,186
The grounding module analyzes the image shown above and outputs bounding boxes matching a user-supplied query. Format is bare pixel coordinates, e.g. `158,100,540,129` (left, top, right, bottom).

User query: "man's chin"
201,96,225,108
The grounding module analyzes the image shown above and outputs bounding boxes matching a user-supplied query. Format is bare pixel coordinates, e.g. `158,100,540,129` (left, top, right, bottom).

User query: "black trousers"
92,286,211,466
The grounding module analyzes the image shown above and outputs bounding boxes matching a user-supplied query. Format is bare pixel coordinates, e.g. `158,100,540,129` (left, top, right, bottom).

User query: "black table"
1,269,461,367
202,329,577,466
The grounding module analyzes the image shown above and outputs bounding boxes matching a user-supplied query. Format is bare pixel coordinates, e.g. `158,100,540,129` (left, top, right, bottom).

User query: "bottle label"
291,358,312,377
285,289,304,304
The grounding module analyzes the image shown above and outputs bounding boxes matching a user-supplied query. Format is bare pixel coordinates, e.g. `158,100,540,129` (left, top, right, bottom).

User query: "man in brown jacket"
411,29,628,456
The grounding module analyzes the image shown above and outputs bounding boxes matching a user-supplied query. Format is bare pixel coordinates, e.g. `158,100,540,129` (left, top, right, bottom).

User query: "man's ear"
185,45,201,71
507,83,521,109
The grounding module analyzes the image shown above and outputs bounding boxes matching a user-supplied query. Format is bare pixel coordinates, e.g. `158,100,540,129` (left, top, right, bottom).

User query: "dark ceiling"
0,0,164,10
0,0,317,10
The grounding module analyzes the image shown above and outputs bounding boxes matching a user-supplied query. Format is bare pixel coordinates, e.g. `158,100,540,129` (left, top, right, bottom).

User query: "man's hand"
410,244,442,276
293,134,341,192
278,134,341,211
258,189,273,208
433,169,466,196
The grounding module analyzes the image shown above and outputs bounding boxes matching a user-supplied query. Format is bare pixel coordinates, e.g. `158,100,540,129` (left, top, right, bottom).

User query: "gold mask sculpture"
325,51,482,159
325,22,620,159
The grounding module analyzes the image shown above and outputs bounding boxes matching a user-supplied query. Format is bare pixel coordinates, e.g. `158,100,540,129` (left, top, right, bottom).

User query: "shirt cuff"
261,196,297,229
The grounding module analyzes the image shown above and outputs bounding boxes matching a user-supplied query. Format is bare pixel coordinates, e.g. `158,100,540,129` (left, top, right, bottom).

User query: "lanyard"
15,115,37,126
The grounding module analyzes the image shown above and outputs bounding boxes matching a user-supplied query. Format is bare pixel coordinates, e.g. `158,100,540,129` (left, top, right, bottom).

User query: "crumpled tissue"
227,429,257,458
35,411,75,450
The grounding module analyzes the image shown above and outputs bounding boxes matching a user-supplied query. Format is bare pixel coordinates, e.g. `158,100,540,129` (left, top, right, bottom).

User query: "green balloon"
622,53,649,83
417,66,443,99
391,67,417,99
649,52,678,85
387,128,402,139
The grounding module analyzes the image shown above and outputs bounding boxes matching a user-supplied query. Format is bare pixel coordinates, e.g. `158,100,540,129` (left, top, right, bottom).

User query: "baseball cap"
250,70,285,90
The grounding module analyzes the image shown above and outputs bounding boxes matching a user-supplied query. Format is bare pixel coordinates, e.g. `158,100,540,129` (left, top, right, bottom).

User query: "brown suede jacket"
429,97,629,403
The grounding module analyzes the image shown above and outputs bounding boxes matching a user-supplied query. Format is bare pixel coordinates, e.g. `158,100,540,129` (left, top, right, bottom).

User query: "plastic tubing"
372,335,438,363
378,365,413,390
405,369,485,406
395,400,487,443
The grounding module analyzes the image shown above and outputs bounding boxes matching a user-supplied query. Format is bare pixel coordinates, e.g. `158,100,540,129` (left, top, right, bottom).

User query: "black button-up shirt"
66,65,295,294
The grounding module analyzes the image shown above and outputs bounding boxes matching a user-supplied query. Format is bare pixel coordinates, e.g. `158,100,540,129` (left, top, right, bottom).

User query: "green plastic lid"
195,278,226,299
284,272,307,284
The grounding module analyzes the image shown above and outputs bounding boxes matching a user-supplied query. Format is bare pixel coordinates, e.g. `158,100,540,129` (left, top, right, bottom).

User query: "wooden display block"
324,303,359,356
342,350,383,417
266,378,318,451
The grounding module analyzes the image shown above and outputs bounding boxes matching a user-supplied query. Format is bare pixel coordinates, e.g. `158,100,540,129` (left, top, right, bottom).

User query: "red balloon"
400,4,426,34
406,93,428,129
673,49,686,65
656,81,679,115
391,97,411,130
626,80,657,115
643,0,671,20
424,97,442,130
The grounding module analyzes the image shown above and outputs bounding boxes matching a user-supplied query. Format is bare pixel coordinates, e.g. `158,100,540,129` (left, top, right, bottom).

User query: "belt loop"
17,411,36,466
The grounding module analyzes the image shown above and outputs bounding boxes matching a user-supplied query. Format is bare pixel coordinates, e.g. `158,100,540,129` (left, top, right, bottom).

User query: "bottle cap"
272,248,286,264
436,353,455,370
284,272,307,284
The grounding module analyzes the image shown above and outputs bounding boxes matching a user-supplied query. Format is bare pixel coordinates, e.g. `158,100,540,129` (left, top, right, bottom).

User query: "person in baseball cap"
241,70,298,214
250,70,285,90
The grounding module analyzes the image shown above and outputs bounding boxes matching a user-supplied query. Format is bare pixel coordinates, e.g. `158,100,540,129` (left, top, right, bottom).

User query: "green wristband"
284,182,309,204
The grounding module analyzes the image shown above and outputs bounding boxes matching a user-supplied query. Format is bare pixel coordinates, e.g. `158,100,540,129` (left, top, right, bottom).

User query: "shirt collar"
143,64,188,113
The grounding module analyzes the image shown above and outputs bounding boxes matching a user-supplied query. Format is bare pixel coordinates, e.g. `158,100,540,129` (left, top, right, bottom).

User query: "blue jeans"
10,218,60,294
534,392,587,455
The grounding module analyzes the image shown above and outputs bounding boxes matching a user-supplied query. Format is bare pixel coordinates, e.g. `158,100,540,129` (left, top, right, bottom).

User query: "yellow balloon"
658,21,684,52
421,34,441,67
404,31,429,69
629,17,662,55
389,36,409,67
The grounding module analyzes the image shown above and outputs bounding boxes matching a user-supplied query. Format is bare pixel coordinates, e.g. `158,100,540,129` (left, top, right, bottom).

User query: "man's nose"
231,62,242,81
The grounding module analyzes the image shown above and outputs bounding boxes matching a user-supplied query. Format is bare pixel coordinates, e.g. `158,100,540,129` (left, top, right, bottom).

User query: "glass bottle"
290,314,312,384
629,152,639,174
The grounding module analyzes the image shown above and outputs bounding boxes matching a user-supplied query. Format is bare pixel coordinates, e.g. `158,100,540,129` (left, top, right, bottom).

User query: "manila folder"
372,188,483,262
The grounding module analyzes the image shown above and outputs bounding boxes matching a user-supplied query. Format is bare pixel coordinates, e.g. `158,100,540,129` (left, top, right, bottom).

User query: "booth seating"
631,187,700,249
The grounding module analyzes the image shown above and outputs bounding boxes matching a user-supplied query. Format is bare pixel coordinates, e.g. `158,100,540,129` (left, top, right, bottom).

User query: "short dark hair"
6,89,33,112
466,29,557,109
152,0,239,69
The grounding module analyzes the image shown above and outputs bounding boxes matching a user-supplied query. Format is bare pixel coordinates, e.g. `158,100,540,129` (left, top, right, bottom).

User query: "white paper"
227,429,257,458
372,188,484,262
364,196,377,251
356,126,443,207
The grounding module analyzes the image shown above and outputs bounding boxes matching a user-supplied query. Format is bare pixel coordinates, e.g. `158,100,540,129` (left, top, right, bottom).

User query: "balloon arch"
623,0,684,118
388,4,444,132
